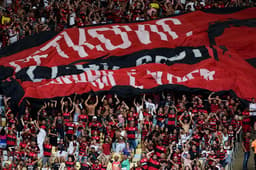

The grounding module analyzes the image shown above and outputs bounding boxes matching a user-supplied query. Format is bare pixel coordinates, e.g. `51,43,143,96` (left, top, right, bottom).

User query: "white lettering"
156,18,181,40
40,34,69,58
95,71,116,89
186,69,199,80
167,68,215,84
61,75,73,84
136,55,152,66
10,54,48,72
147,70,163,85
127,69,143,89
27,66,43,82
135,25,151,45
88,26,132,51
192,49,202,58
72,73,87,83
200,69,215,80
62,30,88,58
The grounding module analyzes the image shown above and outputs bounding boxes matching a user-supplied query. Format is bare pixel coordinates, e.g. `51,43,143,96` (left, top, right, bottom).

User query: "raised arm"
216,96,222,104
61,98,65,113
115,94,120,105
4,96,11,108
93,95,99,107
179,113,185,126
70,102,75,113
146,150,154,160
205,112,213,122
85,94,91,107
133,98,137,107
208,92,214,103
21,116,25,127
122,101,129,110
34,120,40,130
73,93,77,103
51,100,57,108
67,97,72,105
143,94,147,103
141,0,145,10
188,112,193,125
101,95,106,103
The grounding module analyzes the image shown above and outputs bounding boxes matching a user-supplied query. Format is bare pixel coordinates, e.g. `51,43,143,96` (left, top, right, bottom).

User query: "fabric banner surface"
0,8,256,104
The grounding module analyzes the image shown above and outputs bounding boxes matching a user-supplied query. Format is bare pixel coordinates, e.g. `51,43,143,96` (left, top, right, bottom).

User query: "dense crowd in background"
0,91,255,170
0,0,256,48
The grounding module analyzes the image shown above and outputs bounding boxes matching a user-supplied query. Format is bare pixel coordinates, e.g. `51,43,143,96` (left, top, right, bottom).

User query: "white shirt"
44,0,49,7
37,128,46,158
37,128,46,145
145,101,156,115
90,144,99,152
6,0,12,5
136,105,144,120
57,150,68,158
185,2,195,11
249,102,256,116
9,30,18,44
116,142,126,153
179,134,190,145
67,141,77,155
69,12,76,26
181,0,186,4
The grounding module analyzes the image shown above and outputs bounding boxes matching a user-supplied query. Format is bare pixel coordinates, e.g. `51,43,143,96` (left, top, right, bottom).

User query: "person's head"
223,127,228,134
129,120,135,127
122,154,128,160
93,116,97,121
108,97,113,104
103,98,108,105
228,125,233,131
9,130,14,135
158,107,163,113
160,153,166,159
148,98,152,103
64,100,68,106
173,155,178,162
93,131,98,136
224,140,230,146
152,154,157,160
154,124,159,131
44,137,49,144
68,155,72,161
184,118,188,124
91,147,96,153
218,125,223,131
246,132,251,138
222,115,227,121
196,161,201,167
192,145,197,151
114,155,119,161
202,129,208,136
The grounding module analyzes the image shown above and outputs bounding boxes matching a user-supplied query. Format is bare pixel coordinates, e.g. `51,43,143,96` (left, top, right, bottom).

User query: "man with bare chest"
85,95,98,121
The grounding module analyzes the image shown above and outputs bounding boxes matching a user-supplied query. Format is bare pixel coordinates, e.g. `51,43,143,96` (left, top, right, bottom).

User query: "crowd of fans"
0,0,256,48
0,90,254,170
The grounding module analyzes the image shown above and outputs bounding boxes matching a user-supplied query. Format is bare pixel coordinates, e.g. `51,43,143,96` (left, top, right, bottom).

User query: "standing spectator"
249,98,256,131
242,132,251,170
251,138,256,170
